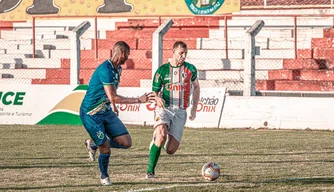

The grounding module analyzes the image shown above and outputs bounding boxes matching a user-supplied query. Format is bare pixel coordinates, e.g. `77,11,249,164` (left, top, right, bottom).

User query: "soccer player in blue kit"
80,41,153,185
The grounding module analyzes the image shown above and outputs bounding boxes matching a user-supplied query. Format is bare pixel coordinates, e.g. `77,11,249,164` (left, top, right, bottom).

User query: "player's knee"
99,146,111,154
166,148,177,155
122,139,132,149
155,134,167,146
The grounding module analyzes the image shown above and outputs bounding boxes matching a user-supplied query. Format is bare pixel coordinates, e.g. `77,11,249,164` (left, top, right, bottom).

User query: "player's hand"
138,92,154,103
111,104,119,116
154,96,165,108
189,107,196,121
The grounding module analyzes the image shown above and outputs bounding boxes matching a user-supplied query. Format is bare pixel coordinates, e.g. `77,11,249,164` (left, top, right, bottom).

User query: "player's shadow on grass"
260,177,334,184
0,163,96,170
0,181,214,191
171,151,334,157
0,184,102,191
245,159,334,164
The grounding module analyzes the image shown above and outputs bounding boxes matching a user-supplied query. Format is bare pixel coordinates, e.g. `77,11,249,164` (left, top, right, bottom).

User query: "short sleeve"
99,66,115,86
191,65,198,82
152,67,162,92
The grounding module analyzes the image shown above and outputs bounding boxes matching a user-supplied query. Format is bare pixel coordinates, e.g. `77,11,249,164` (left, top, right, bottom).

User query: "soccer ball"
201,162,220,181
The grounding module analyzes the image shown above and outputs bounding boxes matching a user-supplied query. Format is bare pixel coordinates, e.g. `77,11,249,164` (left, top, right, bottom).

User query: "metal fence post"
244,20,264,96
151,19,174,79
71,21,91,85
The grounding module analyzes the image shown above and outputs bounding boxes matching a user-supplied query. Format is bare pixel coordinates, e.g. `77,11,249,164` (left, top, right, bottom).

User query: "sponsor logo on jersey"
165,82,188,91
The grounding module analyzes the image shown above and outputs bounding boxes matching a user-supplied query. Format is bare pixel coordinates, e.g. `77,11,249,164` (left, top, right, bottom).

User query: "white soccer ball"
201,162,220,181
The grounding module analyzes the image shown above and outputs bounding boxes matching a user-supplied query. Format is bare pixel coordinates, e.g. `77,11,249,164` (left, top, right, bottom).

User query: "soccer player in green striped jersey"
145,41,200,179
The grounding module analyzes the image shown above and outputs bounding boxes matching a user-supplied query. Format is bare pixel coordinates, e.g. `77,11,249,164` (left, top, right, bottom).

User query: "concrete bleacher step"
0,30,69,40
0,79,31,84
0,58,61,68
16,18,127,30
313,47,334,59
31,78,70,84
1,74,13,78
199,70,268,80
268,69,334,81
257,80,334,91
274,80,334,91
31,77,146,86
219,17,333,28
0,49,71,59
185,49,243,59
61,58,153,70
323,28,334,38
283,59,334,70
106,28,210,39
209,28,324,39
0,39,91,51
0,63,23,69
79,48,301,61
92,38,137,50
115,17,222,30
60,57,283,71
187,58,283,70
197,37,312,49
36,68,152,85
311,37,334,48
137,38,198,50
0,69,45,78
0,39,32,45
92,38,198,50
9,28,106,39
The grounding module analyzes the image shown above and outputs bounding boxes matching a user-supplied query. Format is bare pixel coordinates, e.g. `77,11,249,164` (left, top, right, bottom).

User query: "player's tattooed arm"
189,78,200,121
104,85,153,104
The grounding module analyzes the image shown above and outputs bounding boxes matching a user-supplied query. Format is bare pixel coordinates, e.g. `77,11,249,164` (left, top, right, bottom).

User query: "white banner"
0,85,76,124
117,88,227,128
0,85,226,128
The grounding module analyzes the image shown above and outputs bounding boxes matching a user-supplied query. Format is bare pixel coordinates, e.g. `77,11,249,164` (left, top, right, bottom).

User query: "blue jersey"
80,59,122,114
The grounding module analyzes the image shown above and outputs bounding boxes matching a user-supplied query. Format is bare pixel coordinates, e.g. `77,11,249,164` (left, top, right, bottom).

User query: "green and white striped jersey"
152,62,198,109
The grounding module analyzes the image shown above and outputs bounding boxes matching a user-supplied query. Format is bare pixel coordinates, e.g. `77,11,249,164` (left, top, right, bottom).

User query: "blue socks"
98,153,110,179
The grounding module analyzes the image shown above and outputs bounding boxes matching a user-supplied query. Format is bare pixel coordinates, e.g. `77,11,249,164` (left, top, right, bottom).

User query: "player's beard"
119,57,127,65
178,58,185,65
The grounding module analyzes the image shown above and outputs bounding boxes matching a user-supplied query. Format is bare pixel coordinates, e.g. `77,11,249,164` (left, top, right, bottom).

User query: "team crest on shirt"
155,73,160,83
164,74,171,80
181,72,188,78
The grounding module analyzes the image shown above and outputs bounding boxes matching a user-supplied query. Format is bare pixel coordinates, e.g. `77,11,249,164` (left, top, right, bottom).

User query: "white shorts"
154,107,187,143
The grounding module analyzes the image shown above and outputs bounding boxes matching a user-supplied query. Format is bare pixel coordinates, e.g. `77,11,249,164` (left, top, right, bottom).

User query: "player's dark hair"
114,41,130,53
173,41,187,50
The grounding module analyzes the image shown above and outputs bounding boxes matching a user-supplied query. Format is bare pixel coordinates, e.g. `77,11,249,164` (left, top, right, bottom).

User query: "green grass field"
1,125,334,192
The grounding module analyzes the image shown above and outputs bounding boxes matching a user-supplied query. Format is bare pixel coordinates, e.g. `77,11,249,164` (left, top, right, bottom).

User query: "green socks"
147,143,161,174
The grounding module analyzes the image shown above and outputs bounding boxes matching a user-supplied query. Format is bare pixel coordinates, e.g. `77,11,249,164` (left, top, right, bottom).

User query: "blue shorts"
80,108,129,146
